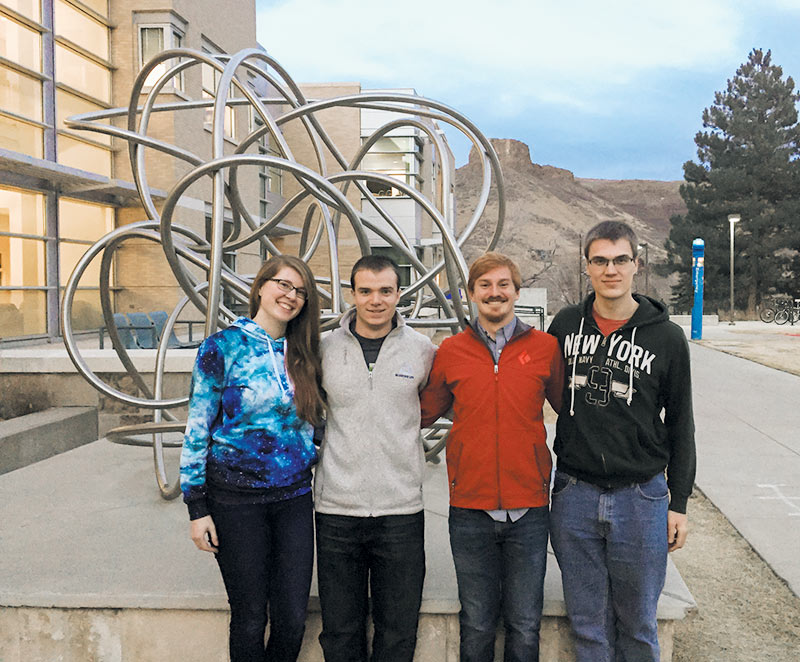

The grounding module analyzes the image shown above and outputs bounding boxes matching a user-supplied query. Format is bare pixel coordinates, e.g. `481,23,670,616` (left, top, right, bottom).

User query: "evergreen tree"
664,49,800,314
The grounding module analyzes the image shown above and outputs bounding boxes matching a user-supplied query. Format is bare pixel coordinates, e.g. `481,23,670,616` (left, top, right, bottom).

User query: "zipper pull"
494,363,499,381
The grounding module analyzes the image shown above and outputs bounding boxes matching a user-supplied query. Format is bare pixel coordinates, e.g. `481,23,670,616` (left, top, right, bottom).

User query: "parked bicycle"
775,299,800,326
759,298,792,323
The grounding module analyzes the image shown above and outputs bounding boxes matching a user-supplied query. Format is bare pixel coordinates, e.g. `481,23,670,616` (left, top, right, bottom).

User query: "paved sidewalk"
680,322,800,596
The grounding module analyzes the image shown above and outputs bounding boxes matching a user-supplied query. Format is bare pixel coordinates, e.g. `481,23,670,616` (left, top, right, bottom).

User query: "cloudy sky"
255,0,800,181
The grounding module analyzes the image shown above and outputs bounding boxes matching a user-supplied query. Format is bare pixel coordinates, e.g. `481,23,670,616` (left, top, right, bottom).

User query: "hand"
667,510,688,551
190,515,219,553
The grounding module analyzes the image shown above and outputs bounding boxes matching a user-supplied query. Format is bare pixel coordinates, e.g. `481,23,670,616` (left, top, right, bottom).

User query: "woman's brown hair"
249,255,324,425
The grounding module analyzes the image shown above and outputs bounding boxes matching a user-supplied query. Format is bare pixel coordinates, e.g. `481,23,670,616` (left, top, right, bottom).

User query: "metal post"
728,214,740,325
578,233,583,301
638,242,649,296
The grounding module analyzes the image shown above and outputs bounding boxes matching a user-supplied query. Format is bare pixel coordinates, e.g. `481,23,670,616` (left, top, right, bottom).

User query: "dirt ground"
675,325,800,660
671,490,800,661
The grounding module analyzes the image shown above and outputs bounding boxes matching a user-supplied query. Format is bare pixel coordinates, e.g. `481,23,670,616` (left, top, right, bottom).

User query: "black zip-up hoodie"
547,293,696,513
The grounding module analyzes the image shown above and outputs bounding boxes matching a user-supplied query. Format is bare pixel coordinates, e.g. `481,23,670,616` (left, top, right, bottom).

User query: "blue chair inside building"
112,313,139,349
126,312,158,349
148,310,184,348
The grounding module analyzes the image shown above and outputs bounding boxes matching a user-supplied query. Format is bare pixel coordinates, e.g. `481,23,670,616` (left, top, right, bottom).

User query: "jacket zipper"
494,361,501,508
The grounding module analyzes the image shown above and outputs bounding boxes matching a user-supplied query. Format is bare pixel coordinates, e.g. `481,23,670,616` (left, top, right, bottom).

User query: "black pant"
210,491,314,662
315,511,426,662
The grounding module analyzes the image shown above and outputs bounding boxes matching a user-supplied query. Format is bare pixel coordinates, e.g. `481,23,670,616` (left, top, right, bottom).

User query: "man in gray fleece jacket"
315,255,436,662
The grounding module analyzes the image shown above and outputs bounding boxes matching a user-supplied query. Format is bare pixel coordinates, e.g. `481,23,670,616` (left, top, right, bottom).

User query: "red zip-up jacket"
420,320,564,510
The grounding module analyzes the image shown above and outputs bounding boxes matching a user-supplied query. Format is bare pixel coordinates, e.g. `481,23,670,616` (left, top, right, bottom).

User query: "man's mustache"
483,297,508,303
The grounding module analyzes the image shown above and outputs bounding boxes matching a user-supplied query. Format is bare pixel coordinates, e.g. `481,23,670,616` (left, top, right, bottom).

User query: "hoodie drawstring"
569,317,585,417
267,338,293,398
627,327,636,406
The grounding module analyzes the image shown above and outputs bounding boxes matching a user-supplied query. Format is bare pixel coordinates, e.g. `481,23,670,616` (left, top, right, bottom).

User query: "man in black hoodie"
547,220,696,662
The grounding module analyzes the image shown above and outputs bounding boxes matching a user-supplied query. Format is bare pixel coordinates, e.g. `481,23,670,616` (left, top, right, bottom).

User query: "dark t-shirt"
350,318,396,369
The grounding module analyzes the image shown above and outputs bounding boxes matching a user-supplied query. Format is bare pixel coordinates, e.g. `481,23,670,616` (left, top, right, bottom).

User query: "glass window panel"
0,289,46,337
58,197,113,242
140,26,164,63
79,0,107,18
55,44,110,102
0,185,45,236
3,0,41,22
0,235,45,286
139,26,183,90
56,89,109,144
57,134,112,176
269,168,281,195
364,137,415,152
0,14,41,71
362,153,410,172
0,65,42,121
60,287,105,331
0,113,43,157
55,0,108,60
59,240,107,286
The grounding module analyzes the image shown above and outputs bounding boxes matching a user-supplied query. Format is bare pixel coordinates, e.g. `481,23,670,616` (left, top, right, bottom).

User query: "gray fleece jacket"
314,308,436,516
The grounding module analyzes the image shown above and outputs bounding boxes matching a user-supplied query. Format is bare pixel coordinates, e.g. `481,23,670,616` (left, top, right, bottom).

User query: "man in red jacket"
420,252,563,662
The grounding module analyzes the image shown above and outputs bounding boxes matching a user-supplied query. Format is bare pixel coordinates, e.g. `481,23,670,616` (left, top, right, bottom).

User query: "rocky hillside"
455,139,685,311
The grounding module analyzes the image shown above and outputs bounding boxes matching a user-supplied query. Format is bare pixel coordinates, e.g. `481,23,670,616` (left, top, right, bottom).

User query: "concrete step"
0,406,97,475
0,438,695,661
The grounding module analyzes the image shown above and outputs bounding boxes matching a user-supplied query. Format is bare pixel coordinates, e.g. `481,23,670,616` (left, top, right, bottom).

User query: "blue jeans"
315,511,425,662
209,491,314,662
448,506,549,662
549,471,669,662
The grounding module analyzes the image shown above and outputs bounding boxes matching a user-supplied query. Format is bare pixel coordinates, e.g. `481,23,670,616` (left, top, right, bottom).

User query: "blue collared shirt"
476,316,529,523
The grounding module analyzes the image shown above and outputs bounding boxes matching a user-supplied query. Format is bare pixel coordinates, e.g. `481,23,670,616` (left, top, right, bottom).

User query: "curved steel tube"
62,48,503,498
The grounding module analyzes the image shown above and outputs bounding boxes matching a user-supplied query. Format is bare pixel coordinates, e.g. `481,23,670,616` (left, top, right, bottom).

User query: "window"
0,13,42,71
0,63,44,157
55,0,108,60
0,113,43,157
79,0,108,18
202,48,235,139
56,89,110,144
55,43,110,102
205,211,238,310
0,186,47,337
3,0,41,22
252,113,282,218
371,246,417,288
138,24,184,91
58,198,114,332
57,134,111,176
360,135,422,198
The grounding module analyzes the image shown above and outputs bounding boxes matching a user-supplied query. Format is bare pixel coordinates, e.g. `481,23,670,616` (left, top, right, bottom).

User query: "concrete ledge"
0,407,98,475
0,436,694,661
670,314,719,326
0,347,198,373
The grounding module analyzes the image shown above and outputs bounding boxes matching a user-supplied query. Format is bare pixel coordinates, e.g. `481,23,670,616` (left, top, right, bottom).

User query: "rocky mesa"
455,139,684,312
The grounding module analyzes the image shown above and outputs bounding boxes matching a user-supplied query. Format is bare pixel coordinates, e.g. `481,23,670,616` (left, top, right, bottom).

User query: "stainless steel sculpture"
61,48,505,499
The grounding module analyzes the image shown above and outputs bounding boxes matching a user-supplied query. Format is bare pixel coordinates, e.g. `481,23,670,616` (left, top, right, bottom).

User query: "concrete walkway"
681,322,800,596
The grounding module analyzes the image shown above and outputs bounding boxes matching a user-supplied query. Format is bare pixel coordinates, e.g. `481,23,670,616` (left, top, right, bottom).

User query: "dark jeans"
209,491,314,662
315,511,426,662
549,471,668,662
448,506,549,662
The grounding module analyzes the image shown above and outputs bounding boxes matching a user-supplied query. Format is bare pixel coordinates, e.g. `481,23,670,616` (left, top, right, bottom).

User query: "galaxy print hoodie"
180,317,317,520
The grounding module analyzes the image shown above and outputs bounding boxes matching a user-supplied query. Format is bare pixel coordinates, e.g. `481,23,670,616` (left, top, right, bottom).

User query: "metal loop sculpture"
61,48,505,499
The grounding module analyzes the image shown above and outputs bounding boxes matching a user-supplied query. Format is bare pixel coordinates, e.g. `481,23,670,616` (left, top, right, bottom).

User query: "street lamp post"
728,214,741,325
638,242,649,296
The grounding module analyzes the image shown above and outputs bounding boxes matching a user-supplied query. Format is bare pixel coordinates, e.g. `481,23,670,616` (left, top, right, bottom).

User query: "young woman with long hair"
180,254,324,662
